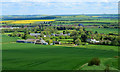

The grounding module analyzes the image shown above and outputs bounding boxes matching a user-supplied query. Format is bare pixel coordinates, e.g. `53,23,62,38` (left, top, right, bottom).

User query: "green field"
2,35,19,43
86,28,118,34
2,35,119,70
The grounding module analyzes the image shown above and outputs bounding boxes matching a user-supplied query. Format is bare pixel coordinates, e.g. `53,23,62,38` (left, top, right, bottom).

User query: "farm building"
25,39,38,43
35,38,48,45
86,39,100,43
54,33,70,36
16,38,48,45
16,39,38,43
78,24,84,27
30,33,41,36
16,40,25,43
51,33,55,36
44,35,46,37
53,41,61,44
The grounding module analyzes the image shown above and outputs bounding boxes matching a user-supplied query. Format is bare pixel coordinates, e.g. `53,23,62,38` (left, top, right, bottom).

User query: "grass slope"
2,43,118,70
2,35,119,70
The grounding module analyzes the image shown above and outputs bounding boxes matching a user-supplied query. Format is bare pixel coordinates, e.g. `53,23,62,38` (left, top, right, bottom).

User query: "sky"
0,0,119,15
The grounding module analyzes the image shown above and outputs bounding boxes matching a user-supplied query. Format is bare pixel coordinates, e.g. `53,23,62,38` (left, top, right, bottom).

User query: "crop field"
2,35,119,70
2,35,19,43
85,28,118,34
1,19,55,24
2,43,119,70
56,20,117,23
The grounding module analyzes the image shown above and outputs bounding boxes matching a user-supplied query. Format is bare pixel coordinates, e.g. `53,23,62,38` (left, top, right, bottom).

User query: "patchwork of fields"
1,14,119,71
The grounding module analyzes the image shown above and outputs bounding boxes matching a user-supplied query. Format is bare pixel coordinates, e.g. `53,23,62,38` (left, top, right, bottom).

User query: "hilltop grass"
2,43,119,70
2,35,119,70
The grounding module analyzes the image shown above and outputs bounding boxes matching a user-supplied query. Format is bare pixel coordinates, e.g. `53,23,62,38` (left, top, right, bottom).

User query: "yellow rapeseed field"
0,20,55,24
92,16,101,17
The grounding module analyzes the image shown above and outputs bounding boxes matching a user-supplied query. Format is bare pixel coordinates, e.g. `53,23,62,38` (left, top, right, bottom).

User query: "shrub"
104,65,110,72
111,40,119,46
46,39,53,45
114,56,119,58
88,57,100,66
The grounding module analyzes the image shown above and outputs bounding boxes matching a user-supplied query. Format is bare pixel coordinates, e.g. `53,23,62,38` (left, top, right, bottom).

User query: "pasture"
2,35,19,43
86,28,118,34
2,43,119,70
2,35,119,70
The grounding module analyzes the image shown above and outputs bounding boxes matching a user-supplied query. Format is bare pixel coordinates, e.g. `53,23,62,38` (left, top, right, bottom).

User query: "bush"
88,57,100,66
46,39,53,45
104,65,110,72
111,40,119,46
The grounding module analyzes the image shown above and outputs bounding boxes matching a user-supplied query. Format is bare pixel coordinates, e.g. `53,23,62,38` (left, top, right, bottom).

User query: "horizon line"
1,13,118,16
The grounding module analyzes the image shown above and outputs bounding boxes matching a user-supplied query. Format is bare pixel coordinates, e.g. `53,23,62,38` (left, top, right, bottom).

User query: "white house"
44,35,46,37
30,33,41,36
86,39,100,43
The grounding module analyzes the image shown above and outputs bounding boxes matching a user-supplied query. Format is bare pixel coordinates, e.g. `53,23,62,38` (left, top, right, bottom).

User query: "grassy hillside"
2,35,119,70
2,43,119,70
2,35,19,43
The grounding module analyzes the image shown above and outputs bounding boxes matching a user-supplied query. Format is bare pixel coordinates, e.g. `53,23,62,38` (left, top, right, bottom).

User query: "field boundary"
74,63,88,70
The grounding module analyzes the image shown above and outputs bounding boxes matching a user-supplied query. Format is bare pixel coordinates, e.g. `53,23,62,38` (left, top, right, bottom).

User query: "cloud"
1,0,119,2
1,1,118,15
104,0,109,2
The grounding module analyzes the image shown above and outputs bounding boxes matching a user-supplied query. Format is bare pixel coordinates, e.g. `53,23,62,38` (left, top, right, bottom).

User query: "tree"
116,36,120,44
65,36,70,39
104,65,110,72
12,32,16,37
46,39,53,45
59,35,65,39
95,31,98,34
70,30,78,37
111,40,119,46
26,35,36,39
40,32,44,37
55,37,59,41
75,38,81,45
22,33,27,39
63,31,65,34
81,34,87,42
